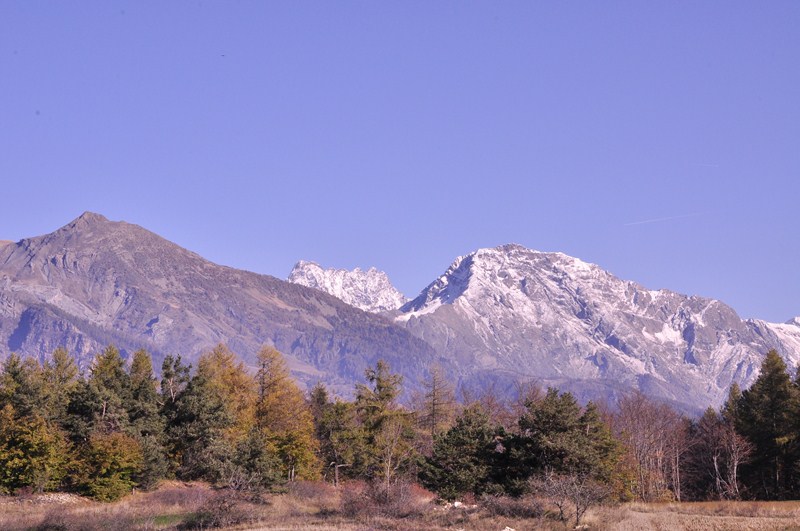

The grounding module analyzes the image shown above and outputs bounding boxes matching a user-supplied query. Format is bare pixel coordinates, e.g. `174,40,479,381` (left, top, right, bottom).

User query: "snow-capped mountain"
394,244,800,410
288,260,408,312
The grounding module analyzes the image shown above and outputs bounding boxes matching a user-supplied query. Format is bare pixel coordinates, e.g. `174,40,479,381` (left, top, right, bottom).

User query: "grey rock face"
394,244,799,410
0,213,437,395
288,260,408,312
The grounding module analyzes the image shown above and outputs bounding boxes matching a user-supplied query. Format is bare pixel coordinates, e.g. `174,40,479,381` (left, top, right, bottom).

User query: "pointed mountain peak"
399,244,610,318
73,211,110,225
57,212,117,236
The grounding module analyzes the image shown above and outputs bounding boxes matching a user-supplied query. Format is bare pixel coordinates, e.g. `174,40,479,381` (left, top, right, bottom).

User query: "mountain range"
292,246,800,410
2,213,798,410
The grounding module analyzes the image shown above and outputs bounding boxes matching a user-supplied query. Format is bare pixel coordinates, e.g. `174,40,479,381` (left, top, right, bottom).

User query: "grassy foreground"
3,482,800,530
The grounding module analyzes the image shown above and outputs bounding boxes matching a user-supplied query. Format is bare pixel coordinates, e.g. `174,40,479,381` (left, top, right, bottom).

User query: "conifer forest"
1,343,798,523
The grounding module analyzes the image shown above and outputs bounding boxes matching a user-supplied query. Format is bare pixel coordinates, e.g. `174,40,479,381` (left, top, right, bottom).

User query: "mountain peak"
289,261,408,312
400,243,606,317
72,211,109,225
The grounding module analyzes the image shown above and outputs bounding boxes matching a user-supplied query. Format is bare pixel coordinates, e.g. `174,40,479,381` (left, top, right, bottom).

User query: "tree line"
0,345,798,507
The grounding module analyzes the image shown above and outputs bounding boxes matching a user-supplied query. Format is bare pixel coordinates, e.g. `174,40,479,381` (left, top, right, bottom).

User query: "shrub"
287,480,337,504
480,494,543,519
179,491,256,529
80,432,143,502
340,480,434,518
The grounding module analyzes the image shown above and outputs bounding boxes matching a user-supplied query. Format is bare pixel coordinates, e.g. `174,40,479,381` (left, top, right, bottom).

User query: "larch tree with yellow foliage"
254,346,319,481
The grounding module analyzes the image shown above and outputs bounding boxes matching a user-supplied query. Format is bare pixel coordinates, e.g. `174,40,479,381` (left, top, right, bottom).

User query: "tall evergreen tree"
126,349,169,489
160,354,190,405
166,368,233,481
736,350,799,499
311,385,361,485
420,403,498,500
508,389,622,496
355,360,416,486
87,345,131,433
42,348,79,427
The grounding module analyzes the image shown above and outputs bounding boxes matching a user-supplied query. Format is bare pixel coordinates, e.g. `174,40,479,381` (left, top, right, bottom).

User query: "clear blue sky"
2,2,798,322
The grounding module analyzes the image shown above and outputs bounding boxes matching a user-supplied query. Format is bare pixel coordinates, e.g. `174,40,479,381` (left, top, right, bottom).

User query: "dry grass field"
3,482,800,530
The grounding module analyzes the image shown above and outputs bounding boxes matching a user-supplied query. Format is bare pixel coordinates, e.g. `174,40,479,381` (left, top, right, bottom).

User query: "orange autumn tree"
254,346,319,481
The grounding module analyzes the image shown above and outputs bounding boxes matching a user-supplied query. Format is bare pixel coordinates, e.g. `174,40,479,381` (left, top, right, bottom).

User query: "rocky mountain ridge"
392,243,800,409
288,260,407,312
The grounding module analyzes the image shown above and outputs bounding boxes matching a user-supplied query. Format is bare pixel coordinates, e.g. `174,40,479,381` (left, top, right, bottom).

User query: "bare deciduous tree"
615,391,689,501
531,470,611,526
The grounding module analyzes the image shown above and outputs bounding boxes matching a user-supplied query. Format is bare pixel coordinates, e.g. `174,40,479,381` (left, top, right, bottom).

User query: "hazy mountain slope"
0,213,437,393
288,260,408,312
394,244,798,409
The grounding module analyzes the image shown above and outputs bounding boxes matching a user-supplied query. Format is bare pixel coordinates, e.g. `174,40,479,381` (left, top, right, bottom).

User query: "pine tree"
722,382,742,424
126,349,168,490
354,360,416,487
420,403,497,500
516,388,584,473
160,354,190,405
737,350,799,499
42,348,79,427
311,388,361,485
577,402,623,484
166,369,233,481
509,389,622,497
88,345,131,433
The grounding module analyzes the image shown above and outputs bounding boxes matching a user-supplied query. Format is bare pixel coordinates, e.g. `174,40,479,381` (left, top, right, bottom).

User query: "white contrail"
623,213,703,227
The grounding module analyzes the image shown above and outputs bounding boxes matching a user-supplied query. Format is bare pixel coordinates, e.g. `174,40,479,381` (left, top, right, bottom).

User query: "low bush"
480,494,544,519
35,508,137,531
179,491,258,529
341,480,434,519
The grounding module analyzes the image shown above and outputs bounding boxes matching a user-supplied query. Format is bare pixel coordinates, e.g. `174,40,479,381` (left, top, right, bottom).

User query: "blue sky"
2,2,798,321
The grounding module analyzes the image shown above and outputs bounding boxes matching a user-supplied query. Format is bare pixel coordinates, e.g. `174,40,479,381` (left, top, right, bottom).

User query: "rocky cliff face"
394,244,799,409
0,213,437,395
288,260,408,312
